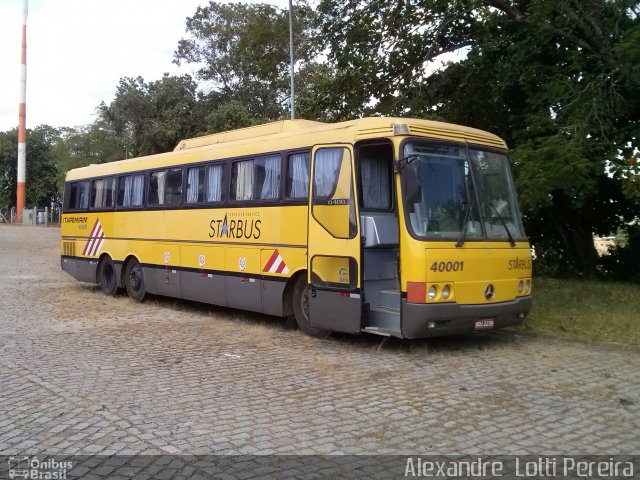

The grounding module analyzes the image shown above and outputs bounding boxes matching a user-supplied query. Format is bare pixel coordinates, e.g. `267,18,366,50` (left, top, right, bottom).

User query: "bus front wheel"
98,256,118,297
292,274,330,338
125,259,147,303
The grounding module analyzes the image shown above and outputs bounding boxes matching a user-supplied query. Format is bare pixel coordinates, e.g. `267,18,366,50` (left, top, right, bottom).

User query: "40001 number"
430,261,464,273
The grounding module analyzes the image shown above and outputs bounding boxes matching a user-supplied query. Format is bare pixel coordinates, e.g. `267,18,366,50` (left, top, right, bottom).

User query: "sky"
0,0,294,132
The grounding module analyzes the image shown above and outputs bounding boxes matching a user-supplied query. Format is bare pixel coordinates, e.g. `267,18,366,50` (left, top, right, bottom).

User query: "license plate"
474,318,494,330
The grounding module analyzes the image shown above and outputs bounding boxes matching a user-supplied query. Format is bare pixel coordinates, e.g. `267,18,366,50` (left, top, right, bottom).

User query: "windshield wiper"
456,201,472,247
489,202,516,247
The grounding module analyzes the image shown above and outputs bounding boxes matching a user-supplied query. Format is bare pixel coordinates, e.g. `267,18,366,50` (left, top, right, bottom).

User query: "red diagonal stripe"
93,237,104,256
83,219,100,255
82,238,92,256
275,259,287,273
263,249,279,272
90,226,104,256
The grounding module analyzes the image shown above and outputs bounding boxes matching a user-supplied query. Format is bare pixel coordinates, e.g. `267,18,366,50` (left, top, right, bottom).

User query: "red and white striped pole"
16,0,28,223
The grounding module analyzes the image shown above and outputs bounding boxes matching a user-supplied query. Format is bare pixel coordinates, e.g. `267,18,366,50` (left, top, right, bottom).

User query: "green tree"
204,99,259,133
294,62,357,122
0,126,59,208
51,124,127,193
98,74,206,156
317,0,640,277
174,1,318,123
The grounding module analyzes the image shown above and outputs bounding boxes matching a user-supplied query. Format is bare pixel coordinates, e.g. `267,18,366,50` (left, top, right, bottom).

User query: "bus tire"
292,274,331,338
98,256,118,297
125,258,147,303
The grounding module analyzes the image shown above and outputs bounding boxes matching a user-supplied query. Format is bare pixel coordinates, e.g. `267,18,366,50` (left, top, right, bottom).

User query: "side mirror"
404,163,421,203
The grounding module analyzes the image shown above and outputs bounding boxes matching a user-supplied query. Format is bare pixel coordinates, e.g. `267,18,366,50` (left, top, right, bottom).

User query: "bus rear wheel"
98,256,118,297
125,259,147,303
292,274,331,338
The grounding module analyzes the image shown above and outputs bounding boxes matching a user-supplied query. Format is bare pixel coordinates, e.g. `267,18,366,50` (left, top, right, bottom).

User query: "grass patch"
520,277,640,345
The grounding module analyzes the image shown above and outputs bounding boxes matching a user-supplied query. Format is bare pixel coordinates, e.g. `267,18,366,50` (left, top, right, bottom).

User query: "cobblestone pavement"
1,226,639,463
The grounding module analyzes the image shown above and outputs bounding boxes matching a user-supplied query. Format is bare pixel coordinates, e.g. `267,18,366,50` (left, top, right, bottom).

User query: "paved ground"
0,226,639,467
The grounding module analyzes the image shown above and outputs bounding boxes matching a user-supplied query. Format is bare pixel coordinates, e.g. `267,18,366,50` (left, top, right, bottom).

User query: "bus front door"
307,145,362,334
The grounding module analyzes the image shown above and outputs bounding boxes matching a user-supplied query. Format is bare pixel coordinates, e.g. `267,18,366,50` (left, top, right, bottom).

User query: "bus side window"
164,168,183,205
149,168,182,206
232,159,255,200
286,152,310,199
68,181,90,211
256,155,281,200
232,155,281,201
187,163,226,203
206,163,225,202
117,174,145,207
186,166,206,203
91,178,116,209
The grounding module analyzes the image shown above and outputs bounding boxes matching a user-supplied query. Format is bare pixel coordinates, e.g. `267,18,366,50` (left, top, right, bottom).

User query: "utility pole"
16,0,28,223
288,0,295,120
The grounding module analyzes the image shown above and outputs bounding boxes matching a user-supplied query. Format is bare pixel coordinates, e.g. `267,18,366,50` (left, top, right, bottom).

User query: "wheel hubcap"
301,287,309,321
129,267,142,291
104,265,114,287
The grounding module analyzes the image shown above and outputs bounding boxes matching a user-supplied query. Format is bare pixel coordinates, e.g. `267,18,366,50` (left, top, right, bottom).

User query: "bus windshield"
402,141,526,241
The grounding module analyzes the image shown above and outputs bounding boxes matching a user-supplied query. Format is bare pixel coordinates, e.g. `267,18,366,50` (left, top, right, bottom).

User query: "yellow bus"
61,117,532,338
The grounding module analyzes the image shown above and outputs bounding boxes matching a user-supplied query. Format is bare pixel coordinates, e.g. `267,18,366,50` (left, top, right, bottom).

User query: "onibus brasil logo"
8,456,72,480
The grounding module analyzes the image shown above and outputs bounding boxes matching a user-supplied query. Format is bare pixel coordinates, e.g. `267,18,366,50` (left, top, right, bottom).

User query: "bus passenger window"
186,167,206,203
286,153,310,199
117,174,145,207
233,160,255,200
206,164,225,202
187,164,225,203
149,168,182,206
91,178,116,209
258,155,281,200
164,169,183,205
68,181,90,210
232,155,281,201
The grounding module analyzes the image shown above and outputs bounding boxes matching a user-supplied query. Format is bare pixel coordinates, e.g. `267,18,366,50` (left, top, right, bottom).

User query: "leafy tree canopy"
174,1,318,121
50,124,128,192
0,126,59,208
98,74,206,156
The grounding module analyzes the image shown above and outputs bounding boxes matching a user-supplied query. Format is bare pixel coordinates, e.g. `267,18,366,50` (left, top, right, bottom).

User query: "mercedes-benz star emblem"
484,284,495,300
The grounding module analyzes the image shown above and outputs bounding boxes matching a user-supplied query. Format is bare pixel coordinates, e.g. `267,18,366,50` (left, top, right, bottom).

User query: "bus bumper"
401,296,533,339
61,256,99,284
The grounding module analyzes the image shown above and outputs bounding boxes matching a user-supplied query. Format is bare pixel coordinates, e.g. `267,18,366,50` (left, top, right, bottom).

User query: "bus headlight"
441,285,451,300
524,279,531,293
518,280,524,294
427,285,437,300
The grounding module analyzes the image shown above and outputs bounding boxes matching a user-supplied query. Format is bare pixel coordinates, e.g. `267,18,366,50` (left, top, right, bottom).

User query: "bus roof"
65,116,507,181
173,119,324,151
